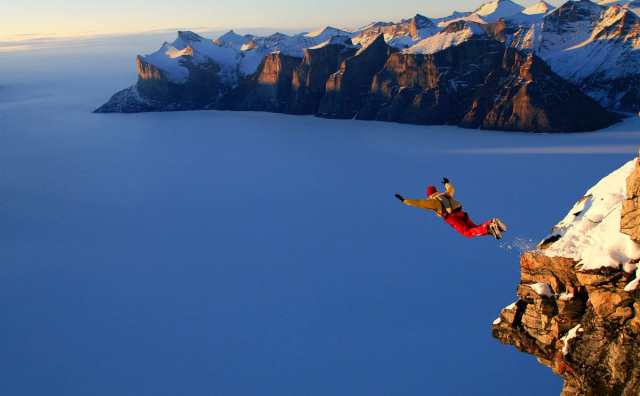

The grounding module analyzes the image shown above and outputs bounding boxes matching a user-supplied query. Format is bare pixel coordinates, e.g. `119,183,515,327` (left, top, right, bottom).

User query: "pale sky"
3,0,563,40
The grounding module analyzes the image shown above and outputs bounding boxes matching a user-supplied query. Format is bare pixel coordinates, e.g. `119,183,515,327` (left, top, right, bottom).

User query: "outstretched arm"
402,197,441,211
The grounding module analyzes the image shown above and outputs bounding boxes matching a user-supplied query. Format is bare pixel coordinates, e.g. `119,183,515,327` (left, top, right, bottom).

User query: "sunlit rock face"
622,155,640,241
220,53,302,113
357,38,616,132
287,38,359,114
494,156,640,396
96,13,627,132
317,34,397,119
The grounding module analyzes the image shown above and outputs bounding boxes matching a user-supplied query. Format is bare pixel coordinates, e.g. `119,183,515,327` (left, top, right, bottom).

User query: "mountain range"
96,0,640,132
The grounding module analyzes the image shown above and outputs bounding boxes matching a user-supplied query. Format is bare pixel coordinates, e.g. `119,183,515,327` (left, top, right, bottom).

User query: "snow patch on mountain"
142,43,190,82
523,0,555,15
309,35,358,50
304,26,351,39
140,31,241,83
139,26,357,82
405,21,486,54
432,11,473,27
351,15,440,49
542,159,640,282
214,30,254,50
472,0,525,22
515,2,640,86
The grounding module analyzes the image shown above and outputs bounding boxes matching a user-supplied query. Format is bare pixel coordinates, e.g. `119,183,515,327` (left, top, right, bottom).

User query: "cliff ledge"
493,152,640,395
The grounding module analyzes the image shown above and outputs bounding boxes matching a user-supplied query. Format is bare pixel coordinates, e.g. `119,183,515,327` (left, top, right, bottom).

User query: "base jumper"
395,178,507,240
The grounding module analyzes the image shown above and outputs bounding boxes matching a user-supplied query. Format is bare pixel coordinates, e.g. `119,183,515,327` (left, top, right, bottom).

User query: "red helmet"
426,185,437,197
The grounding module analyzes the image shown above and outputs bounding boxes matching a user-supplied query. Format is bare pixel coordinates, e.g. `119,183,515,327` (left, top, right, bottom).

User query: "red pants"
443,210,491,238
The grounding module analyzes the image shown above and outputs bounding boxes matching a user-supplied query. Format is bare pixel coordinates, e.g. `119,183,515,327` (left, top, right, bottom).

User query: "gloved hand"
394,194,405,202
442,177,450,185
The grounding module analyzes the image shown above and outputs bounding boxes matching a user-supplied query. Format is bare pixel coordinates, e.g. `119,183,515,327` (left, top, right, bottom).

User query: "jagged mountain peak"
411,13,433,24
355,33,387,55
213,30,253,48
511,0,640,111
551,0,605,16
522,0,555,15
358,21,394,31
176,31,204,43
442,19,486,34
304,26,350,38
268,32,290,40
217,30,243,40
472,0,525,22
308,35,357,50
406,21,487,55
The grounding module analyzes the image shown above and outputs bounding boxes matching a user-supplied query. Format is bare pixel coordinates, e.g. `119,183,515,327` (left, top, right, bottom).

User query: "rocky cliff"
357,36,615,131
288,37,359,114
493,154,640,395
96,1,637,132
512,1,640,112
220,52,302,112
221,36,358,114
317,34,397,119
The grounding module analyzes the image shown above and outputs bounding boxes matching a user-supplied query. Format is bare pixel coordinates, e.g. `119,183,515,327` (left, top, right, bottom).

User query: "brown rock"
589,289,632,319
621,155,640,242
318,34,396,119
520,252,578,293
356,36,616,132
222,53,302,112
288,39,358,114
493,164,640,395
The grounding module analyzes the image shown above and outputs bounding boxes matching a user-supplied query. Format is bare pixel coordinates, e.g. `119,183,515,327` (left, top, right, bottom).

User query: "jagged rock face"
493,252,640,395
359,38,500,125
93,87,154,113
622,156,640,241
409,14,435,39
317,35,396,119
95,11,630,132
512,1,640,112
494,161,640,395
96,56,226,113
136,56,226,110
358,39,616,132
543,0,604,31
288,42,358,114
221,53,302,112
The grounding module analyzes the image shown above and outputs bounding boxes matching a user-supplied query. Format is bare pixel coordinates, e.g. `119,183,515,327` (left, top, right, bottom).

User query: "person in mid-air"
395,177,507,240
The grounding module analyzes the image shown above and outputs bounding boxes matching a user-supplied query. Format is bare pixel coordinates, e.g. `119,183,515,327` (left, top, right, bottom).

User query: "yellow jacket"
403,182,461,217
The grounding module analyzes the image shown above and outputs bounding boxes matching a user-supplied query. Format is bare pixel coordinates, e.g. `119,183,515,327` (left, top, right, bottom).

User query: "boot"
488,221,502,240
493,218,507,233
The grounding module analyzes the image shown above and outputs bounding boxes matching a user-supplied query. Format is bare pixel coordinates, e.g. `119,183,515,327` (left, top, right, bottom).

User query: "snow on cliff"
213,30,254,50
542,158,640,290
405,22,486,54
140,31,240,83
514,2,640,82
522,0,555,15
139,28,355,82
472,0,525,22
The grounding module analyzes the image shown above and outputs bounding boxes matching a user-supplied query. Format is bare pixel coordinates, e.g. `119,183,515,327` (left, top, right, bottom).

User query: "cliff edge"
493,152,640,395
